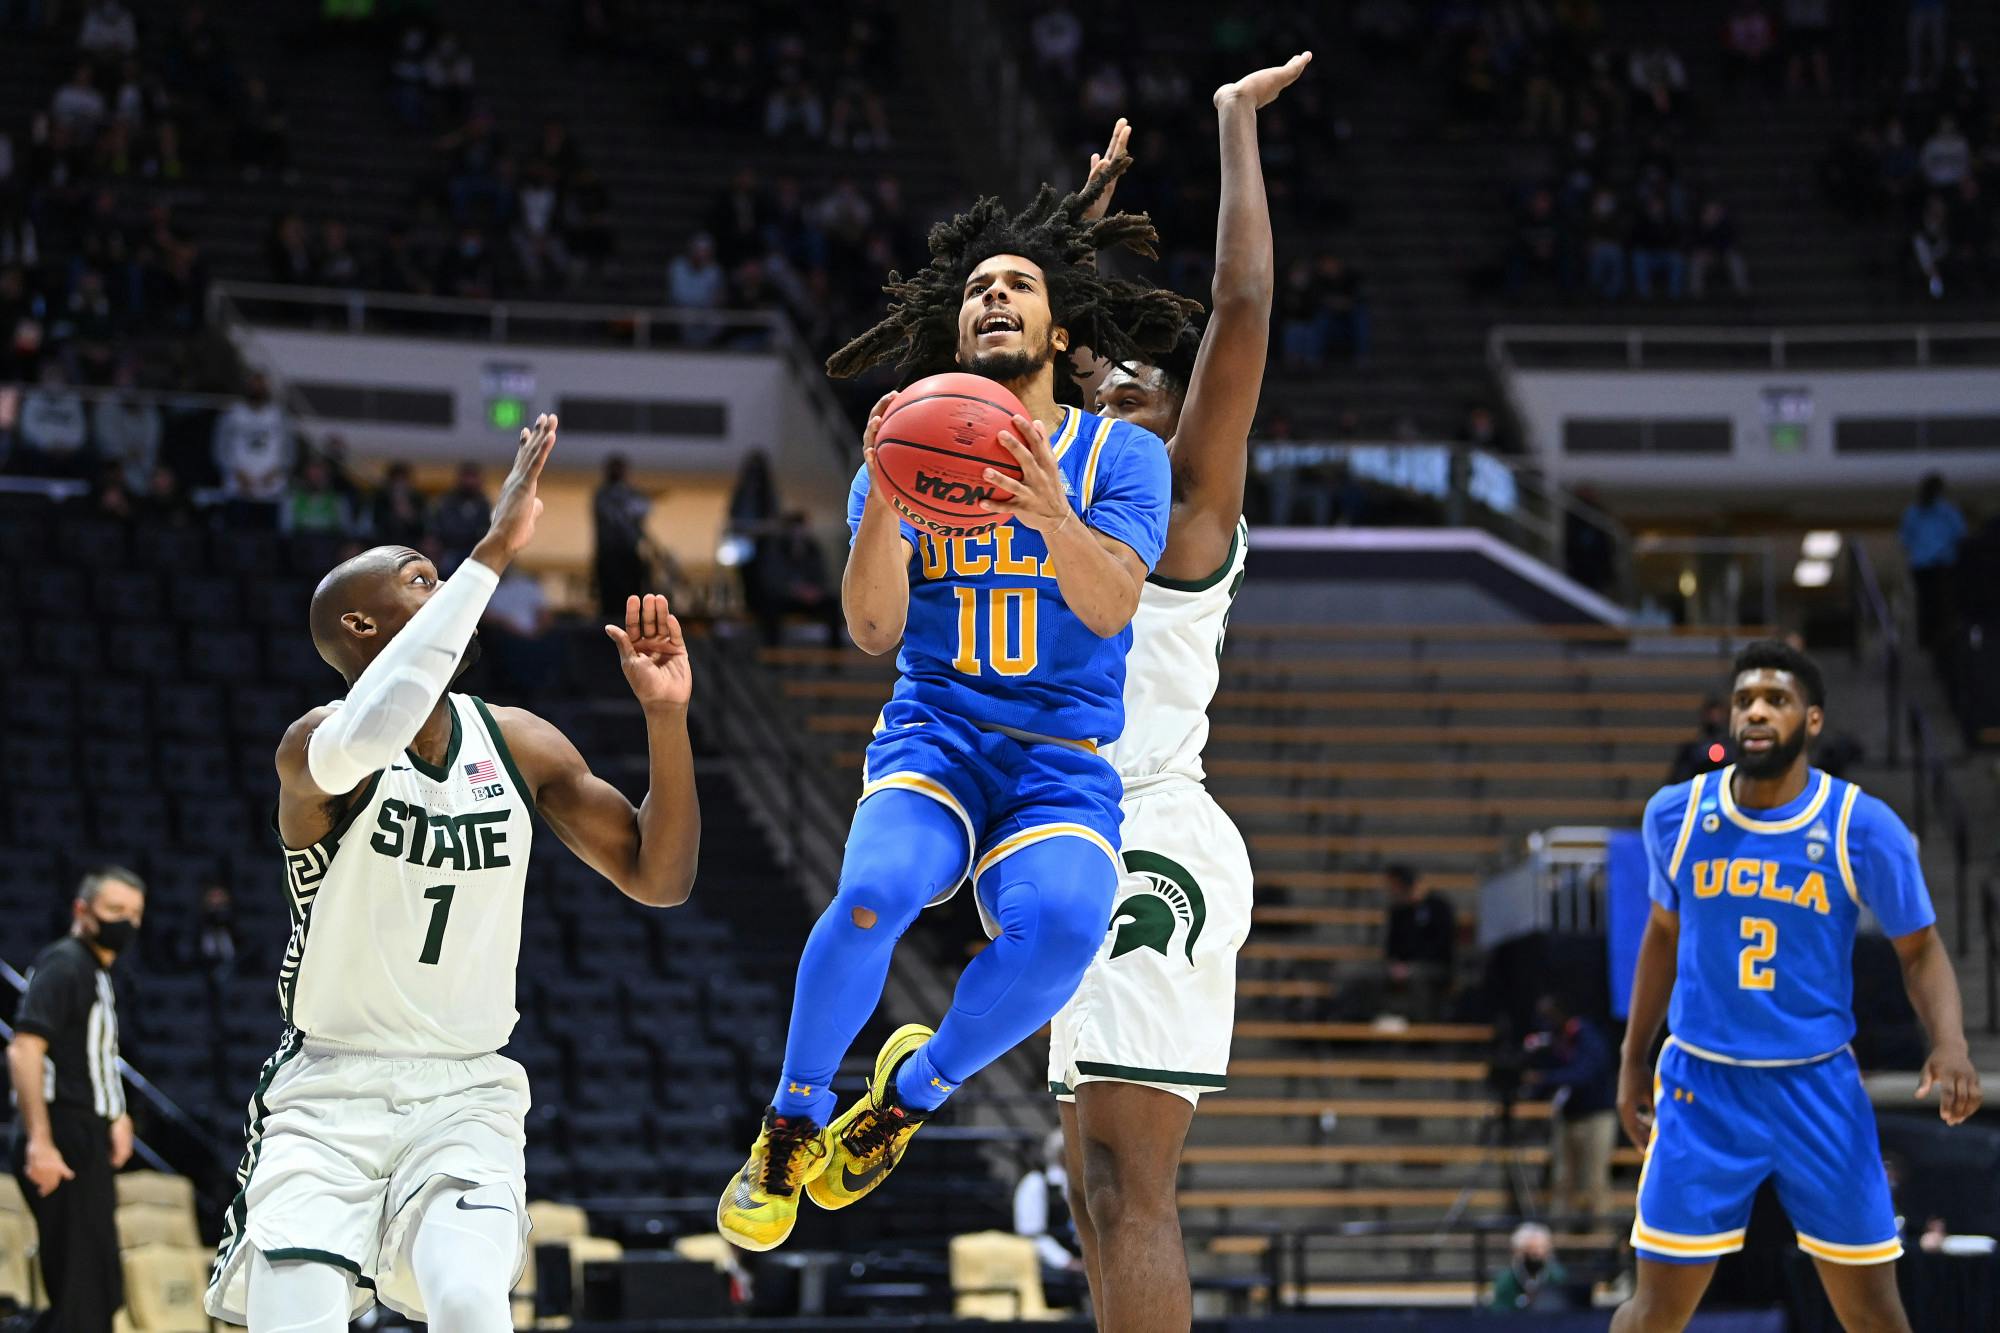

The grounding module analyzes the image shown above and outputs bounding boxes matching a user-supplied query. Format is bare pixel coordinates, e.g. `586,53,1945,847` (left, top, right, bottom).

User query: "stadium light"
1793,558,1833,588
1800,531,1842,560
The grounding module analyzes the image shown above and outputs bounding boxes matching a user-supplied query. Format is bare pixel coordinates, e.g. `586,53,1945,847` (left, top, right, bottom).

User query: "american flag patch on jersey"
464,759,498,783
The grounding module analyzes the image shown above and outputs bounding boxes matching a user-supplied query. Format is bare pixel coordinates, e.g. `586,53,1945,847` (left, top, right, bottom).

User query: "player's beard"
964,329,1055,385
1732,723,1806,778
453,630,482,679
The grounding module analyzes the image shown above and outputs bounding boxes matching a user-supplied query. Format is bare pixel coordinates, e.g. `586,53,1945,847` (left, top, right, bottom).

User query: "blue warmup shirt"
848,403,1170,744
1643,766,1935,1063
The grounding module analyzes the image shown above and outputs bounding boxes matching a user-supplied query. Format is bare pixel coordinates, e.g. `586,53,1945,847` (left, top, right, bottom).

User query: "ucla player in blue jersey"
717,166,1199,1251
1612,641,1981,1333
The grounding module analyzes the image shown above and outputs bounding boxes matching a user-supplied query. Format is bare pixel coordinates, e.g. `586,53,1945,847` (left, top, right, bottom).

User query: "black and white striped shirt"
13,938,125,1120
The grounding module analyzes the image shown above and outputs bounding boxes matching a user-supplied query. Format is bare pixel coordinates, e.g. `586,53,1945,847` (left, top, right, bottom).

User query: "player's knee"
1026,884,1111,973
423,1273,509,1330
1080,1138,1175,1233
831,874,929,933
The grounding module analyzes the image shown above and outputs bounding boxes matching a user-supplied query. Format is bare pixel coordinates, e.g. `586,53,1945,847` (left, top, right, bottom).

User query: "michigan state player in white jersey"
206,416,701,1332
1050,53,1309,1333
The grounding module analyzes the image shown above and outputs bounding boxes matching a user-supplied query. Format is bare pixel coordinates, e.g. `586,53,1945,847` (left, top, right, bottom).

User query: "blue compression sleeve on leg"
772,789,969,1122
895,836,1116,1111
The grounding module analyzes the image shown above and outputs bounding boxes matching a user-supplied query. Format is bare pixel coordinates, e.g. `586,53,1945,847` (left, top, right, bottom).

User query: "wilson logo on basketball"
912,470,997,507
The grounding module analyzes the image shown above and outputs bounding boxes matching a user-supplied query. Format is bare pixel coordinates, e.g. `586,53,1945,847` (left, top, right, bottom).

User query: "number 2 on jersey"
950,587,1038,676
419,883,456,965
1738,917,1777,990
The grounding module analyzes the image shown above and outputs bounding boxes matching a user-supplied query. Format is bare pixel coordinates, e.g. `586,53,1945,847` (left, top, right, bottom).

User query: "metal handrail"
1907,705,1974,959
1489,322,2000,372
1848,538,1903,766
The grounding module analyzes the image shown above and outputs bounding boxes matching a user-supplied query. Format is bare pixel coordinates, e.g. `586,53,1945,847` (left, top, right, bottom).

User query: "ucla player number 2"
1738,917,1777,991
950,588,1039,677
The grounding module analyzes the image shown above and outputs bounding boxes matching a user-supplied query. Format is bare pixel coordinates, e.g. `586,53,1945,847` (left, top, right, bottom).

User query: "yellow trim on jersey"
1666,772,1707,883
1049,405,1083,460
1717,766,1832,834
859,772,975,882
1077,417,1116,511
973,822,1119,884
1631,1221,1748,1258
1834,782,1863,908
1796,1232,1903,1265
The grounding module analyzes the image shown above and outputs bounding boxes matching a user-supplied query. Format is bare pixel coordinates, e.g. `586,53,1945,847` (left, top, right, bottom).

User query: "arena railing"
206,280,861,464
1847,537,1904,766
1488,322,2000,372
1907,702,1976,961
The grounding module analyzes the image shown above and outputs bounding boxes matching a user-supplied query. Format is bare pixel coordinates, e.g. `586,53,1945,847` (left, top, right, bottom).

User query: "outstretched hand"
1079,117,1132,222
472,413,558,572
606,593,691,710
1214,51,1312,111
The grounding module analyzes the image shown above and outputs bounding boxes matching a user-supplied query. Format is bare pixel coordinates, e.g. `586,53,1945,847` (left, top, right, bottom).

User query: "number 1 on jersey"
419,883,456,965
1738,917,1777,990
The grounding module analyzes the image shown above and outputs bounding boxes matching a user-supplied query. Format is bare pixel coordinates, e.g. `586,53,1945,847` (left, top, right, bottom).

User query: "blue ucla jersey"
848,404,1170,743
1644,766,1934,1063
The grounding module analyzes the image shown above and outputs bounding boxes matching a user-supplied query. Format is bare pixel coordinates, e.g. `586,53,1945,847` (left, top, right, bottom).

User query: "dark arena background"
2,0,1999,1329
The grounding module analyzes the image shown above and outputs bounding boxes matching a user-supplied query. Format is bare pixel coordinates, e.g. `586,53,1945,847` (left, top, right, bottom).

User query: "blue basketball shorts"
1632,1037,1902,1267
858,698,1124,931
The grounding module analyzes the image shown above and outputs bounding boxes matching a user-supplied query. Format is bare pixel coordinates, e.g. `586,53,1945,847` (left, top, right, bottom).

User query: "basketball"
873,372,1030,538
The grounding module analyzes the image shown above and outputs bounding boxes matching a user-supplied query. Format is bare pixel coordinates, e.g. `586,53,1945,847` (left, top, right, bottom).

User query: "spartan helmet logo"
1109,850,1207,966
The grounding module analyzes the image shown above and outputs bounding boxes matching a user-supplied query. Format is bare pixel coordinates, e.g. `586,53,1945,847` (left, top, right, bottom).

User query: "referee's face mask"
76,879,145,957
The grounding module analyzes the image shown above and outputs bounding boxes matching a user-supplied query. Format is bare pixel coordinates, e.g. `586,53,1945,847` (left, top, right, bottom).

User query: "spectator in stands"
92,461,135,520
317,219,361,289
827,46,892,152
373,221,434,297
1276,258,1327,371
280,455,354,536
91,361,159,488
1315,254,1369,365
1583,187,1626,299
1689,197,1751,298
708,166,770,271
1941,41,1987,132
668,232,726,345
1784,0,1834,95
16,361,91,478
212,371,291,524
592,453,651,622
1489,1222,1571,1312
1628,190,1686,300
1907,0,1947,90
1506,187,1568,297
1720,0,1779,97
235,75,293,182
1911,193,1956,298
728,449,778,539
1523,993,1618,1224
1901,472,1966,652
267,211,314,285
748,511,841,648
1879,116,1922,214
78,1,136,64
482,567,560,692
1031,2,1083,81
1382,864,1454,1022
51,65,108,142
368,459,429,548
425,31,476,123
1013,1128,1086,1308
135,464,193,526
390,26,429,127
189,881,241,980
1922,115,1972,192
429,460,490,574
1627,42,1688,127
562,167,614,281
434,223,499,300
764,65,825,141
513,164,571,293
1668,696,1733,785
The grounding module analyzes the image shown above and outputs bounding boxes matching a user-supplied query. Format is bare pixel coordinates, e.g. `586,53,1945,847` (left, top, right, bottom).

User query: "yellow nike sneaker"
716,1107,832,1252
806,1023,936,1211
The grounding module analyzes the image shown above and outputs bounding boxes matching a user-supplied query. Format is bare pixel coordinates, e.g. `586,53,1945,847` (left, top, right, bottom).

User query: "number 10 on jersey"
950,587,1038,676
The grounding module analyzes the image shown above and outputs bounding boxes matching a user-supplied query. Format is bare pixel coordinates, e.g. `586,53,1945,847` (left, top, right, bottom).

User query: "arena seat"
119,1244,212,1331
949,1231,1061,1320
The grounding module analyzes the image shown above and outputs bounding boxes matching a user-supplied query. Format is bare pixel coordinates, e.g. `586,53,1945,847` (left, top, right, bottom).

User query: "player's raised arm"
1160,53,1308,577
277,415,558,835
490,594,698,908
844,392,916,654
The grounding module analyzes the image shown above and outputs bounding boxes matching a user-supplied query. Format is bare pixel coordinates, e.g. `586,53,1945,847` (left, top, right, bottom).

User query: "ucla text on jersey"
848,404,1171,743
1642,766,1934,1063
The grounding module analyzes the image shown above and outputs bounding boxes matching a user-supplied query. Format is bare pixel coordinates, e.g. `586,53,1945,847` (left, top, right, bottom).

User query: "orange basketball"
873,373,1029,538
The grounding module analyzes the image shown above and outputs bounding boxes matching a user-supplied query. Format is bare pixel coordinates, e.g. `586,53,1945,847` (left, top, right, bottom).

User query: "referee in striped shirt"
8,866,144,1332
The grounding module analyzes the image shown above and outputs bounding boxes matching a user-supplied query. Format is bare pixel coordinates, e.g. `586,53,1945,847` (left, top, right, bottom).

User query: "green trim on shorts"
263,1247,377,1290
1075,1060,1228,1089
1049,1080,1074,1095
209,1028,309,1291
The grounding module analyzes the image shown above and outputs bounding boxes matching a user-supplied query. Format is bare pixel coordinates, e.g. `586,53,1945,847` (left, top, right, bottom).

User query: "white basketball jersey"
1102,520,1248,787
279,694,533,1057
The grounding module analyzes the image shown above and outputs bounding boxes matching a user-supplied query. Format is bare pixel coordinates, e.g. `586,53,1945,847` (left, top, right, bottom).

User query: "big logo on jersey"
1109,850,1206,966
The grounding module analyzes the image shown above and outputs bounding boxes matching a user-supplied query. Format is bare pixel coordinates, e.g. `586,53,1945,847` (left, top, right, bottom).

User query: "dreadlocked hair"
825,155,1204,382
1148,315,1205,398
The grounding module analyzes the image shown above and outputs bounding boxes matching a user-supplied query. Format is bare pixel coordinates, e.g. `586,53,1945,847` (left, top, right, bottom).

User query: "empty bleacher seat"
263,633,331,684
33,619,101,671
114,623,183,679
189,628,262,684
245,578,306,628
229,685,302,743
157,742,233,793
3,733,77,789
81,737,153,791
209,530,283,573
93,570,164,620
9,789,85,848
168,573,242,628
119,1243,212,1330
7,675,76,736
20,566,87,616
80,679,148,735
132,524,207,571
66,519,130,570
89,792,173,853
115,1200,200,1250
152,682,227,740
173,794,257,850
564,1109,648,1154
